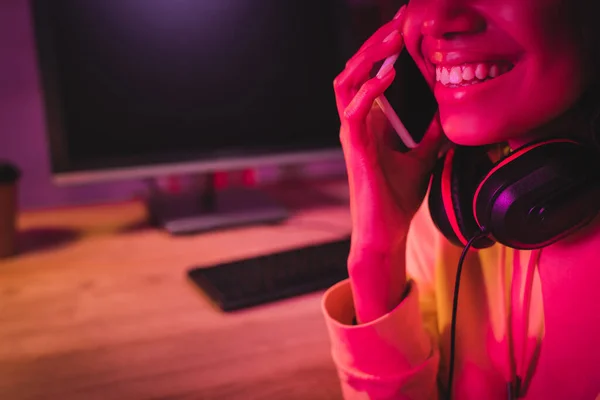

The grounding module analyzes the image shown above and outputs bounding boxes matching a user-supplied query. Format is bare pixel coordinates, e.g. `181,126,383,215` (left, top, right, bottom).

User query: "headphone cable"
446,229,488,400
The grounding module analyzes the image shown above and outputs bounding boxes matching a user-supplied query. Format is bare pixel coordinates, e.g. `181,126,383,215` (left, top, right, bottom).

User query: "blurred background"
1,0,401,211
0,1,404,399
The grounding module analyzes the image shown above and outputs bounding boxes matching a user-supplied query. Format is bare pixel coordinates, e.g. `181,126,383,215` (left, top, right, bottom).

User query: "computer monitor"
29,0,355,233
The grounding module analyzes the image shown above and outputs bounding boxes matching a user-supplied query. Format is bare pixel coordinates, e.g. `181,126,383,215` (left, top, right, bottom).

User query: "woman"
323,0,600,399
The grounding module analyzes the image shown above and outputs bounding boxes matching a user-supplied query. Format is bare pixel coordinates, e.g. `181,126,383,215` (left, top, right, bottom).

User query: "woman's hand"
334,6,447,322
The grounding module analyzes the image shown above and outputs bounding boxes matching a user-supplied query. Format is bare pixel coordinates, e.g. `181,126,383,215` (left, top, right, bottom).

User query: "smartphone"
372,45,438,150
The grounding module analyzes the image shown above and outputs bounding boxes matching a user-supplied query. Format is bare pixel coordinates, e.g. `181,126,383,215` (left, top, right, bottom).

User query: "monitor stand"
145,173,289,235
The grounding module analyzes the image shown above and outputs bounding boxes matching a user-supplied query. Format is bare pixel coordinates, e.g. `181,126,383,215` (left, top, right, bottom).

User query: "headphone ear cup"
429,146,496,249
473,139,600,249
429,151,463,248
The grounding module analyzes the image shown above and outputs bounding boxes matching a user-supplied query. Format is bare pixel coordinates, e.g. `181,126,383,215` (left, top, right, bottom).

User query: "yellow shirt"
322,201,600,399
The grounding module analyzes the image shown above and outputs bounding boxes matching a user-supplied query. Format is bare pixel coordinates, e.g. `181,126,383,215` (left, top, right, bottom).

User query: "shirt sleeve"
321,202,441,400
322,279,439,400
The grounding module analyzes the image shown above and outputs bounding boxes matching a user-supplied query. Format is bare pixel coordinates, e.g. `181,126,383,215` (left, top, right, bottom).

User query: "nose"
420,1,485,39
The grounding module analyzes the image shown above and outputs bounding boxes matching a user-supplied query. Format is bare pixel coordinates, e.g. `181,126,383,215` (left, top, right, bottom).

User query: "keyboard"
187,236,351,311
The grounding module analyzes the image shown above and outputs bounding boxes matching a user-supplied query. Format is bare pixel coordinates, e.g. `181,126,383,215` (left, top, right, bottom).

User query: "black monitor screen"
31,0,354,174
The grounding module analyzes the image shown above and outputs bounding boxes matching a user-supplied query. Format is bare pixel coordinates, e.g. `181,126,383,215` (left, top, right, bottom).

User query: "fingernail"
383,30,400,43
394,5,406,20
376,63,394,79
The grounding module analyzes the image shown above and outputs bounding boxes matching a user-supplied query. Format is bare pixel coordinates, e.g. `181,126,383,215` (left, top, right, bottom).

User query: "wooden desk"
0,180,351,400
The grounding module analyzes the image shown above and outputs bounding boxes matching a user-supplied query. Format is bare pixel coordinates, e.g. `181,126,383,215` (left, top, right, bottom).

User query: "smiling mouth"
435,61,515,88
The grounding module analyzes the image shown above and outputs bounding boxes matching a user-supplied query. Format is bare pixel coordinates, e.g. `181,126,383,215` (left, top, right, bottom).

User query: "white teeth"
440,68,450,85
475,63,488,80
489,65,499,78
449,67,462,84
434,62,512,87
462,66,475,81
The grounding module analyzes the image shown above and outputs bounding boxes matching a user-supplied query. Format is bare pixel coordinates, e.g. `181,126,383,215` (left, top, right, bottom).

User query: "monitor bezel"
29,0,349,186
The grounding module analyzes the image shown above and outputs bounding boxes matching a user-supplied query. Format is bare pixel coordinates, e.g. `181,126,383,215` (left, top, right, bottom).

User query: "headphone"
428,138,600,250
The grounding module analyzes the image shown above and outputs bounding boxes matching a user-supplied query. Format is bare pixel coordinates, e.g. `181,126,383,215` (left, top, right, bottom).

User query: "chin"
439,106,569,148
432,59,588,149
439,110,517,146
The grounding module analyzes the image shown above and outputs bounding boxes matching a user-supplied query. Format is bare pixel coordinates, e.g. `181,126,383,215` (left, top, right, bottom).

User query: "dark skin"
334,0,600,324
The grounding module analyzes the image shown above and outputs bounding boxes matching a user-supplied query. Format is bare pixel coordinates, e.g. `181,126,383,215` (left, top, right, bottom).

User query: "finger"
352,5,407,59
344,66,396,122
334,52,369,113
334,31,402,102
342,4,406,77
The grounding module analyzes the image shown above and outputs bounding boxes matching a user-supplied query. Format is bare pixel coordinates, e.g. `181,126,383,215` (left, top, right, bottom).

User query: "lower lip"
433,63,520,104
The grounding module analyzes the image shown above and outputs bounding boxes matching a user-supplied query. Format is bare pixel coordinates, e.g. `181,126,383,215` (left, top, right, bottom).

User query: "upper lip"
422,40,521,67
428,51,515,67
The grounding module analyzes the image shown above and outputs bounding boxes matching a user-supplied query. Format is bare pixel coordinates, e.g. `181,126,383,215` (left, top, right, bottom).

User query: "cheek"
440,52,586,146
521,55,586,117
404,1,588,145
402,9,432,83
